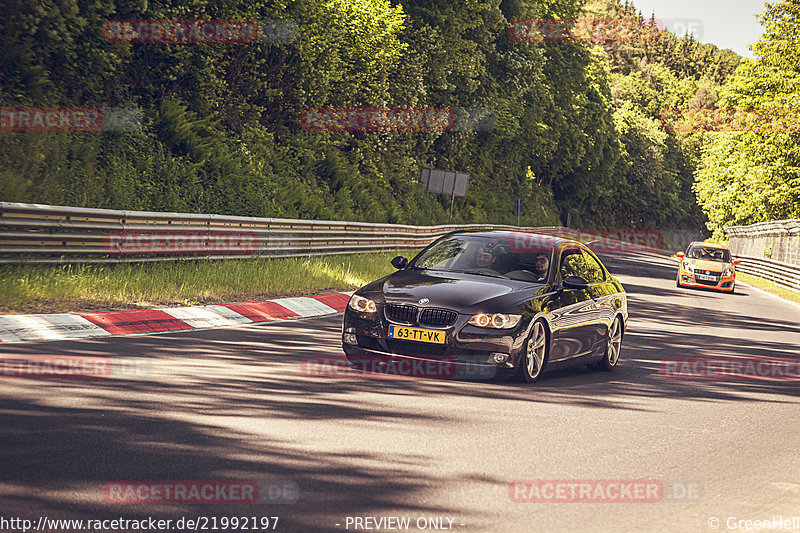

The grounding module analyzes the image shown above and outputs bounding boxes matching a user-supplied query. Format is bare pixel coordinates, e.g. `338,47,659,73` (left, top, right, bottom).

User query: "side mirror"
391,256,408,270
733,259,741,266
676,251,685,259
562,275,589,290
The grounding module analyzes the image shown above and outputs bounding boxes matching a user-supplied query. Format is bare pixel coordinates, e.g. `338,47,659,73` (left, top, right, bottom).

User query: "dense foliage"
0,0,752,231
694,0,800,238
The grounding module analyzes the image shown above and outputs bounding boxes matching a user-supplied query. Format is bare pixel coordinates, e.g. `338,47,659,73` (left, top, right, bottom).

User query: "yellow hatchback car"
676,242,741,293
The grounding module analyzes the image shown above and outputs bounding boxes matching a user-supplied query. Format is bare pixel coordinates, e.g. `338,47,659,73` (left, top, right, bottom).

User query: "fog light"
489,352,509,364
343,333,357,345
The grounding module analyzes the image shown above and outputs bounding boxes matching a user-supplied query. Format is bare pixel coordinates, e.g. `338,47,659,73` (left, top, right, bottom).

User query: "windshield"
411,235,554,282
686,245,732,262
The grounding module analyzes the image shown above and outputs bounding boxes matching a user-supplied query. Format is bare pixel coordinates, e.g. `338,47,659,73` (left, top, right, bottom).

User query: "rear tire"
597,316,623,371
515,320,548,383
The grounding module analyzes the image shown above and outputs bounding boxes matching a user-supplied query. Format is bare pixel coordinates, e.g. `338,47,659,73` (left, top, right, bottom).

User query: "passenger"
533,253,550,281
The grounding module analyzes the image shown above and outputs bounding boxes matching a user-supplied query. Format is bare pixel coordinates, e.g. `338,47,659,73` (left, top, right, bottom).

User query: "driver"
533,252,550,281
476,243,498,270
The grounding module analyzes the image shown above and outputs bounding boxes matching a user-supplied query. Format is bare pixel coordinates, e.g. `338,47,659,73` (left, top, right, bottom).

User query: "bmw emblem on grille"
418,298,429,305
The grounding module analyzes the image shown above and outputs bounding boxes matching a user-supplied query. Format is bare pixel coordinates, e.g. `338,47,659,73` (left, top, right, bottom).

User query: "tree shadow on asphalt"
0,386,499,531
624,285,800,334
1,252,798,528
0,319,518,531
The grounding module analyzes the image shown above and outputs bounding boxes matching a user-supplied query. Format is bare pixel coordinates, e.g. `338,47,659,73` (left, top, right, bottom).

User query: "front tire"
597,316,623,371
516,320,548,383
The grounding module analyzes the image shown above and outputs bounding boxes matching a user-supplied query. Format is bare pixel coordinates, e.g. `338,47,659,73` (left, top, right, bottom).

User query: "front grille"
697,278,720,286
419,308,458,327
385,304,418,324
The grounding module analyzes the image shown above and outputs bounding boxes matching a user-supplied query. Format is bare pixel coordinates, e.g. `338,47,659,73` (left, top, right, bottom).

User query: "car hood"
687,258,729,272
362,268,542,310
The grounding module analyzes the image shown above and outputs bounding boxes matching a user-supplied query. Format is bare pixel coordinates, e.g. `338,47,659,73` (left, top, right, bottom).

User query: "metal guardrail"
4,202,797,293
726,219,800,293
734,255,800,292
0,202,675,264
2,202,587,263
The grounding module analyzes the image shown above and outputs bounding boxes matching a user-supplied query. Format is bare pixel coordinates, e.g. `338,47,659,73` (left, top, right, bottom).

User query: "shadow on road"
0,251,798,528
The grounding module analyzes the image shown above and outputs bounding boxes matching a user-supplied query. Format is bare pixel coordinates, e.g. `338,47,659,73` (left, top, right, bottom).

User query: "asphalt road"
1,252,799,533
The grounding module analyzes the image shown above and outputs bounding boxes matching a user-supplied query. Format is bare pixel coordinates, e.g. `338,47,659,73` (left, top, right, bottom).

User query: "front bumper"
677,268,735,292
342,308,528,379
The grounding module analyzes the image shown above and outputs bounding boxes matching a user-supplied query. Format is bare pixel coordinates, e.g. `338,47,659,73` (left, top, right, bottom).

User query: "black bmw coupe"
342,230,628,382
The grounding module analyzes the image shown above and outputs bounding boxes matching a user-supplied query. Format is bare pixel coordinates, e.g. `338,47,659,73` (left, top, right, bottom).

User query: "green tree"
694,0,800,238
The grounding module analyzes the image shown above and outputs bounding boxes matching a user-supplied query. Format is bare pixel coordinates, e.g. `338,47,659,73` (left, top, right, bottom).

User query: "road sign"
513,198,524,226
420,168,471,222
420,168,469,198
453,172,469,197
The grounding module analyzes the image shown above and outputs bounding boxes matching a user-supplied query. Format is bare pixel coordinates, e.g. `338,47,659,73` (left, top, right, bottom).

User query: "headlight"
348,295,377,313
722,267,733,277
683,262,693,272
468,313,522,329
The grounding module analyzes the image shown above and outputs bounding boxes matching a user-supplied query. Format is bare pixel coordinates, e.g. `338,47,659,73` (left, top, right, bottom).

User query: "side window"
560,249,586,280
582,251,606,283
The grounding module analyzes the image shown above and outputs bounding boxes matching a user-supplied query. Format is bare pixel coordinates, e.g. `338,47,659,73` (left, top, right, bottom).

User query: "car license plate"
388,325,445,344
696,274,718,281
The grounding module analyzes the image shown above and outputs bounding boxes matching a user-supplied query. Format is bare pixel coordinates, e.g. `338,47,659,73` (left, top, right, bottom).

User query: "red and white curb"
0,292,353,344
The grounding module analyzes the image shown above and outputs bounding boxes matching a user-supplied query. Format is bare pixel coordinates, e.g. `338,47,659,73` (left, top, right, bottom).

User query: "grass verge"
0,250,422,314
737,272,800,304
